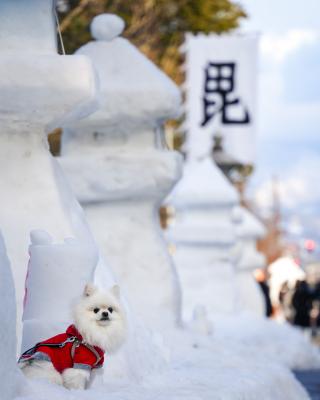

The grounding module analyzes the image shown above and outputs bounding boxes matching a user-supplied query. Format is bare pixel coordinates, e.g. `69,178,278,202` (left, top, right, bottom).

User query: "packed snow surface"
15,322,312,400
214,313,320,370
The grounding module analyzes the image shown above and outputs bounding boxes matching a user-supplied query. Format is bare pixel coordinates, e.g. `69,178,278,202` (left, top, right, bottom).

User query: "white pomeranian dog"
19,283,127,390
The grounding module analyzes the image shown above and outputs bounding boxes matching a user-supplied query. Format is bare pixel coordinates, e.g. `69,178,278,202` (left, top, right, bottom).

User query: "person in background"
254,269,273,317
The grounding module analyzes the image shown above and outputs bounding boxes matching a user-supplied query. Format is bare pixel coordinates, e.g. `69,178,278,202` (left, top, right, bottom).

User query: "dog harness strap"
68,338,102,368
83,343,102,367
42,336,77,348
18,336,78,363
70,339,81,360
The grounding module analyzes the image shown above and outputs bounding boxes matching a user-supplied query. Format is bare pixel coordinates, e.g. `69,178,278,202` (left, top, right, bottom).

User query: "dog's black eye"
93,308,100,314
108,307,113,313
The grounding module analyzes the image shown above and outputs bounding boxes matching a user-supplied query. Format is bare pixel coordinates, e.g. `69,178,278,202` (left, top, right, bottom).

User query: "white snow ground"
15,314,319,400
214,313,320,370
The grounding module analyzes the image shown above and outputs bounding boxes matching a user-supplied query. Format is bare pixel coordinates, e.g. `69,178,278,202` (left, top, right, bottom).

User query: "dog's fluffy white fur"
21,283,127,390
73,283,126,354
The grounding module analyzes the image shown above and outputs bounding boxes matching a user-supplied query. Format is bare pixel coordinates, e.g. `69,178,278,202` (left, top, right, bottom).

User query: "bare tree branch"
60,0,91,33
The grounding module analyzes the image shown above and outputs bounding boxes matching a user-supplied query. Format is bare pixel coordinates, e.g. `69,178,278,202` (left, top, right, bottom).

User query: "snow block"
21,230,98,352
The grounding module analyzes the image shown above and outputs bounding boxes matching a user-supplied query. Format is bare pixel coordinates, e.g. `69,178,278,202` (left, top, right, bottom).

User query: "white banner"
184,34,258,164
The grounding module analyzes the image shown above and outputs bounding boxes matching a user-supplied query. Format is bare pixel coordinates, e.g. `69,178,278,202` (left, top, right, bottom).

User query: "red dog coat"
19,325,104,373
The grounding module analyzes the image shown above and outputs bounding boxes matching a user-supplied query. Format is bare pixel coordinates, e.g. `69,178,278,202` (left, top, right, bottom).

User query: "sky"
239,0,320,248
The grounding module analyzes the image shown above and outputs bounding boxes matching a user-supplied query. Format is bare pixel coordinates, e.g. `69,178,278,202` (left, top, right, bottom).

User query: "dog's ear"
83,283,97,297
111,284,120,299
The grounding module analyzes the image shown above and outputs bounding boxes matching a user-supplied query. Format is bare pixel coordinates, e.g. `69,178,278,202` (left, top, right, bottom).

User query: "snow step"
293,370,320,399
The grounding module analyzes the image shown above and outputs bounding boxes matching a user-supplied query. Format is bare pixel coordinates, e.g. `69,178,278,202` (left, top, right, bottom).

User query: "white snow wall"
0,0,98,346
0,233,21,400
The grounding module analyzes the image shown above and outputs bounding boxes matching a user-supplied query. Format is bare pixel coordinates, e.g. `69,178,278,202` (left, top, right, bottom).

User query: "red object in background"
293,257,301,266
304,239,316,252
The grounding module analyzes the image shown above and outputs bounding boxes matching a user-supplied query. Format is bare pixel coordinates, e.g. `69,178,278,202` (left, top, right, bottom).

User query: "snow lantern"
0,0,98,345
166,157,239,320
60,14,183,330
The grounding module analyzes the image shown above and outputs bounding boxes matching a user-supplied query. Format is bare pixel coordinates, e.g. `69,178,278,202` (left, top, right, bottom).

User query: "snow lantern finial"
90,14,125,41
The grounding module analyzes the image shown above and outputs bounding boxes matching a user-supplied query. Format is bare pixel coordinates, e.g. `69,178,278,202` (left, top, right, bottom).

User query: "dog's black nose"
102,311,109,319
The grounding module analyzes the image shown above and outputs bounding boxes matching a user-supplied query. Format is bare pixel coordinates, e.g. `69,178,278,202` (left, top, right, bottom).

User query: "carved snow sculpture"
0,0,97,342
233,206,266,315
0,232,21,400
21,230,98,352
166,157,239,321
60,14,183,330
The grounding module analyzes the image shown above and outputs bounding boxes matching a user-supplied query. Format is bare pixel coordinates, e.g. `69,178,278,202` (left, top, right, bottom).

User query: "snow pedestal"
21,230,98,352
60,14,183,330
233,206,266,315
0,0,97,344
0,232,21,400
166,158,239,321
